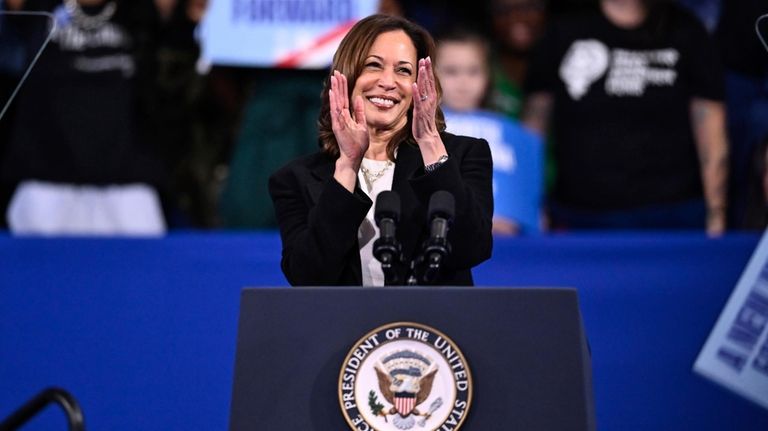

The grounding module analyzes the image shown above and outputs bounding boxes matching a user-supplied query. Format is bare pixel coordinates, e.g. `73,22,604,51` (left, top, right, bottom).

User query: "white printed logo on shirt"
51,4,135,77
605,48,679,96
560,39,679,100
559,39,610,100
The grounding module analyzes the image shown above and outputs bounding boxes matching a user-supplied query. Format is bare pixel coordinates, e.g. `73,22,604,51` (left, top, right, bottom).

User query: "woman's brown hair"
318,14,446,161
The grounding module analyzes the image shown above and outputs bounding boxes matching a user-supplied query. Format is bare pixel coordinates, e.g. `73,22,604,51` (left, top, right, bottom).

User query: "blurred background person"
217,65,330,229
1,0,168,235
0,0,29,227
398,0,488,37
488,0,548,119
714,1,768,229
523,0,728,235
745,134,768,228
435,28,543,235
142,0,240,228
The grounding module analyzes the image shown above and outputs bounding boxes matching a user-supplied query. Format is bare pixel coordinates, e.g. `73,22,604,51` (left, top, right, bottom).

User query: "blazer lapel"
307,155,364,284
306,158,335,205
393,144,427,264
303,146,425,285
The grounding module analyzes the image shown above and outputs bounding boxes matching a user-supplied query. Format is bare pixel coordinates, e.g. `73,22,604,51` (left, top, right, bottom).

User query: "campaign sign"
199,0,378,68
694,230,768,410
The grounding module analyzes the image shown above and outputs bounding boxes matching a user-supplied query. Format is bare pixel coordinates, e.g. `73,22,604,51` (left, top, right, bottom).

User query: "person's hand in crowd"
5,0,25,10
706,208,726,238
186,0,207,22
412,57,448,166
377,0,403,16
154,0,176,20
690,99,728,238
330,70,369,191
492,216,520,236
154,0,207,22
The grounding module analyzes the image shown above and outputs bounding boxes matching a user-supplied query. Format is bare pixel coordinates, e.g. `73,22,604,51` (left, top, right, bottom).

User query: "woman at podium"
269,14,493,286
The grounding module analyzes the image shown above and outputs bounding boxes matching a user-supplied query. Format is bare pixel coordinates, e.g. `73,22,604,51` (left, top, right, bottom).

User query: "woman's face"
436,41,489,112
351,30,417,133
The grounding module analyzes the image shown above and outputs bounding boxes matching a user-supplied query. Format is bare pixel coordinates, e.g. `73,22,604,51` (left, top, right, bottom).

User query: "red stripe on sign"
274,20,357,68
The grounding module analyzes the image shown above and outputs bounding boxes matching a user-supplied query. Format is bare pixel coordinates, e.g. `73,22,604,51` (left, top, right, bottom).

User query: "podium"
229,287,595,431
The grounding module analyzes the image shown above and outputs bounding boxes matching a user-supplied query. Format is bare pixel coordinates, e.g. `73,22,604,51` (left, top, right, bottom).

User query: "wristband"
424,155,449,173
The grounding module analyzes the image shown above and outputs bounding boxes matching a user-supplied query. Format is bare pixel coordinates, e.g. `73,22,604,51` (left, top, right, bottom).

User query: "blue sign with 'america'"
695,230,768,410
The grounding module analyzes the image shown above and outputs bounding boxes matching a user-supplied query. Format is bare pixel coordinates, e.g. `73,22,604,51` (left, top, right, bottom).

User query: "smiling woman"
352,31,415,132
317,15,447,165
268,14,494,287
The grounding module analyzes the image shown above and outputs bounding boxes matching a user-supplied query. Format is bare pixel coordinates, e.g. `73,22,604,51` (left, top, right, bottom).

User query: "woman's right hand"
330,71,369,191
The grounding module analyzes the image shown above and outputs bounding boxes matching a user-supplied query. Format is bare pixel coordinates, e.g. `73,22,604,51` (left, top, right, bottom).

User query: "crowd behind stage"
0,0,766,236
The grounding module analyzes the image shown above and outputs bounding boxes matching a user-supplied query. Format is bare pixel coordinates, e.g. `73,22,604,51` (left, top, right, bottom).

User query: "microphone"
421,190,455,284
373,191,402,285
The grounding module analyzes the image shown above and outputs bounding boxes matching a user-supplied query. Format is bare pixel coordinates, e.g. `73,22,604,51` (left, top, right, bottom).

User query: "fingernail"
427,56,431,63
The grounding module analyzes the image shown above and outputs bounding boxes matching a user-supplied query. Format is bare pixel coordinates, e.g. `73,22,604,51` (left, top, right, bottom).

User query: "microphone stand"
374,236,402,285
373,191,404,285
406,259,419,286
406,191,454,285
406,233,451,286
421,219,451,284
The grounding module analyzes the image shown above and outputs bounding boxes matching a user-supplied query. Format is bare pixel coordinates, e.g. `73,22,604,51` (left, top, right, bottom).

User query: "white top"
357,158,396,286
7,180,166,236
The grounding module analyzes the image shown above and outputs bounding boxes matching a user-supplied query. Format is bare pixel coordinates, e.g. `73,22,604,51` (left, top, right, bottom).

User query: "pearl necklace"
360,160,394,188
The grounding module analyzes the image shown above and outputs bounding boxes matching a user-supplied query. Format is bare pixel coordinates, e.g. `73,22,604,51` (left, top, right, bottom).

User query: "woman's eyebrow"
366,55,414,68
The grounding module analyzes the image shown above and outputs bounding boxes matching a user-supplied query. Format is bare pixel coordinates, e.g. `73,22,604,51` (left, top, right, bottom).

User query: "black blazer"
268,132,493,286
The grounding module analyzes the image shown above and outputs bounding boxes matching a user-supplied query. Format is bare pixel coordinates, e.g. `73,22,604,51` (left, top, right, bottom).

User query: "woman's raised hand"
412,57,446,164
329,70,369,168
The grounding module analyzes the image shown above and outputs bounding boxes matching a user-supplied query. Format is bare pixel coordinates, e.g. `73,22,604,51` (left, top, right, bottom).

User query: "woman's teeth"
369,97,395,107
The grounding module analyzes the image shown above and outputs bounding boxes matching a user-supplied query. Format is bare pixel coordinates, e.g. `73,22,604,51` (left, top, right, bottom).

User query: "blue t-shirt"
443,107,544,233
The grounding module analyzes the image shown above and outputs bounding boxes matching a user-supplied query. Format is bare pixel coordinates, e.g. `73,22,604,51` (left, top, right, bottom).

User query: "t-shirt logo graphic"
50,4,135,78
605,48,679,96
559,39,610,100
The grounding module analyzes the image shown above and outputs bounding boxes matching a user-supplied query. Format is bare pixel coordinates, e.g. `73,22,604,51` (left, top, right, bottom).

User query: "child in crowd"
435,30,544,234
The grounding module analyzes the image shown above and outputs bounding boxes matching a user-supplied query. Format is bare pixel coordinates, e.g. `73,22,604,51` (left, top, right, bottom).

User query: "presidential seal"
339,322,472,431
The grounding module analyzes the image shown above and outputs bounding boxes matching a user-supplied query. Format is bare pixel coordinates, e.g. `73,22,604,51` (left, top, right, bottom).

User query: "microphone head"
374,191,401,224
428,190,455,221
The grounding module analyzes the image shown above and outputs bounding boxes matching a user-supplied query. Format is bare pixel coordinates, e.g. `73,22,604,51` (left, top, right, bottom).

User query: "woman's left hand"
412,57,447,164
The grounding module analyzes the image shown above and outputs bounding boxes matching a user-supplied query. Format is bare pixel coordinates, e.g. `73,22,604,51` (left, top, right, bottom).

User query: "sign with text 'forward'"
199,0,378,68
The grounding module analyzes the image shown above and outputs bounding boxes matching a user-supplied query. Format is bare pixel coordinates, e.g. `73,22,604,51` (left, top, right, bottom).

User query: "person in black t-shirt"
523,0,728,235
2,0,167,234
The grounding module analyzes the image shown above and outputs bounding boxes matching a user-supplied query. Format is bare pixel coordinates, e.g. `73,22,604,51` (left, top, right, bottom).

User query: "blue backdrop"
2,231,768,430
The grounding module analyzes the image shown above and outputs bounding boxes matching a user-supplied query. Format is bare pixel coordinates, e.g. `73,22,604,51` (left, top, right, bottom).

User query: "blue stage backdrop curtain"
1,232,767,430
